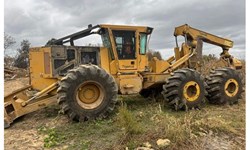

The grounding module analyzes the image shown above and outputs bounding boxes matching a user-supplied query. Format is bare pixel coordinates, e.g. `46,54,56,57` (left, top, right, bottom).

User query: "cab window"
101,29,114,60
112,30,136,59
140,33,147,54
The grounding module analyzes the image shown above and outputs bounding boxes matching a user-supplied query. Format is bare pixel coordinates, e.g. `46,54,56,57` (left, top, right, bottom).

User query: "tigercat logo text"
122,65,134,68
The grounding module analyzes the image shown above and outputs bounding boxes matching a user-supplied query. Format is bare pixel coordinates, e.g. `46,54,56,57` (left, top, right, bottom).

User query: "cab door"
111,30,137,70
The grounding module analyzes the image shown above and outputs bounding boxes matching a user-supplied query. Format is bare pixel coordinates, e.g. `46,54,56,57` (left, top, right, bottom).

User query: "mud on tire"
162,68,206,110
57,65,118,121
205,67,243,105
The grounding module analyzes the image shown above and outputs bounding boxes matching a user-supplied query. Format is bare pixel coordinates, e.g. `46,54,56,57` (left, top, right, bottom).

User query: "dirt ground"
4,78,67,150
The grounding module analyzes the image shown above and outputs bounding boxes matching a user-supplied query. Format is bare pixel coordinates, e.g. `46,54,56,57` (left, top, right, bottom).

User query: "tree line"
4,33,30,69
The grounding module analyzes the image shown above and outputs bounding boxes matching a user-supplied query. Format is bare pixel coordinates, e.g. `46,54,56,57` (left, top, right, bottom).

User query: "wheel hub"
224,79,239,97
183,81,200,102
76,81,104,109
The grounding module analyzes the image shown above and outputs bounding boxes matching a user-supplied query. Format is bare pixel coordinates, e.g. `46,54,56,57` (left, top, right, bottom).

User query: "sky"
4,0,245,59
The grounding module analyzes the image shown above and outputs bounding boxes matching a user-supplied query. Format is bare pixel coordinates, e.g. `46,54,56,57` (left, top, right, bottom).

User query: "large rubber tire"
162,68,206,110
206,68,243,105
57,65,118,121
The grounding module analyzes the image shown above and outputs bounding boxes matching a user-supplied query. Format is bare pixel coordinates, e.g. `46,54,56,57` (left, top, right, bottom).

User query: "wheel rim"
76,81,104,109
183,81,200,102
224,78,239,97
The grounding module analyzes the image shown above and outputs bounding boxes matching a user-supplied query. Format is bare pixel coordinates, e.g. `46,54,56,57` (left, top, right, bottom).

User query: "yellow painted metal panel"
118,74,142,94
100,47,110,73
29,47,58,91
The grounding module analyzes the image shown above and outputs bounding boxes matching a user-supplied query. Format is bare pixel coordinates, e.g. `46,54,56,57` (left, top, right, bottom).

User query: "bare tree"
4,33,16,67
4,33,16,53
147,50,162,61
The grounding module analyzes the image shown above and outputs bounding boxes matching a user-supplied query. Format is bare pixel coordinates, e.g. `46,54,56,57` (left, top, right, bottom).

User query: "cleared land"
4,59,246,150
4,77,245,150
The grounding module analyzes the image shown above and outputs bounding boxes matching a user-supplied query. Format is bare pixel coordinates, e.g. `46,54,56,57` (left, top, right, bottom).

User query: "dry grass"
4,58,245,150
4,91,245,150
116,103,143,135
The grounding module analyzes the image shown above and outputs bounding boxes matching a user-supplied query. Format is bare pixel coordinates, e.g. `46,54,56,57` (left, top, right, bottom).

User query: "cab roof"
99,24,153,34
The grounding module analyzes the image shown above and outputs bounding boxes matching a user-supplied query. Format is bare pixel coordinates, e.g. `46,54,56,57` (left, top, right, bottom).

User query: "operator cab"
112,30,136,60
99,24,153,71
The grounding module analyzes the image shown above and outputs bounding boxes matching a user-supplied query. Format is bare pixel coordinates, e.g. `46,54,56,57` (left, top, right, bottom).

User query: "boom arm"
174,24,233,51
46,24,100,46
170,24,242,71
